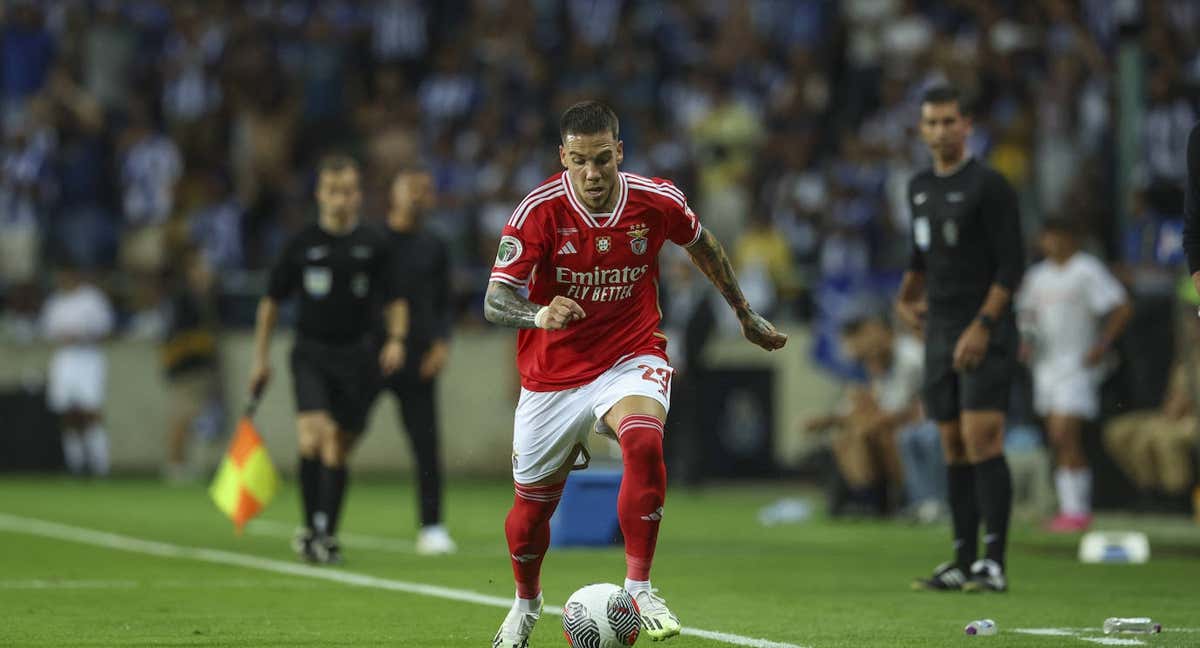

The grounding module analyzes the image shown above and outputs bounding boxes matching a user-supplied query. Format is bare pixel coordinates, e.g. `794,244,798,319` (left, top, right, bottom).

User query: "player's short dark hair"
560,101,620,141
920,84,970,116
317,153,360,176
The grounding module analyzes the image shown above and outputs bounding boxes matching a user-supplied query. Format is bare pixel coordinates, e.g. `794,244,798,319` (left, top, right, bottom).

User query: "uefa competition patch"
494,235,523,267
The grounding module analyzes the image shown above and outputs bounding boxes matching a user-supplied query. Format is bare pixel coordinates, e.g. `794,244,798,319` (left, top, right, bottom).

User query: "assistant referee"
896,85,1024,593
249,155,408,564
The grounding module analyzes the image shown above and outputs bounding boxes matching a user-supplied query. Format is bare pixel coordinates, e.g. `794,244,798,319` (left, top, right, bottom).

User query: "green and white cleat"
632,590,681,641
491,598,541,648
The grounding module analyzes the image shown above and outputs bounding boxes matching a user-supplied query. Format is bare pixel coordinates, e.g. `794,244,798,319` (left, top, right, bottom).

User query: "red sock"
617,415,667,582
505,482,564,599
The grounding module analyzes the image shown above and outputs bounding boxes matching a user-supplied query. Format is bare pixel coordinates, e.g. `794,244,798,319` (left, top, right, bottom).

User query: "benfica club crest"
595,236,611,253
627,225,650,255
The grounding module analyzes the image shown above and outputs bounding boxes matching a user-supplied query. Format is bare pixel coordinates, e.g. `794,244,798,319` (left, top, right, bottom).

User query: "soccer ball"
561,583,641,647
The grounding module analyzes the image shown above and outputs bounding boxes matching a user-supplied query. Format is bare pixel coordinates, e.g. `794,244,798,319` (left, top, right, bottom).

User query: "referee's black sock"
973,455,1012,569
320,464,349,537
947,463,979,572
299,456,321,531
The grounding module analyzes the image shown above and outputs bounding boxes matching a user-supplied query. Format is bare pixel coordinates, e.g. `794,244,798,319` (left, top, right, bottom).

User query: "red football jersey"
489,170,703,391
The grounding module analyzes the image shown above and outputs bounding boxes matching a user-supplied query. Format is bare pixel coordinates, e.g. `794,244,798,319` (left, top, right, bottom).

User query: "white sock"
515,591,542,613
624,578,651,595
62,432,85,475
1072,468,1092,515
1054,467,1077,515
84,424,110,477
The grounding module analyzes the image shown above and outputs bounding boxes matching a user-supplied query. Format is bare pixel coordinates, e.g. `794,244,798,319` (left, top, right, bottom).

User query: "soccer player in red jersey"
485,101,787,646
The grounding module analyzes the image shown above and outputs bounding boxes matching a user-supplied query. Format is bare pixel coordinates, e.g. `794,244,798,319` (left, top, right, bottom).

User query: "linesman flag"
209,392,278,533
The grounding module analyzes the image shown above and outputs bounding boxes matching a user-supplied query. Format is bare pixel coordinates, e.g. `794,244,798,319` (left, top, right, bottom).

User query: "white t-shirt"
873,334,924,414
41,284,115,347
1016,252,1127,372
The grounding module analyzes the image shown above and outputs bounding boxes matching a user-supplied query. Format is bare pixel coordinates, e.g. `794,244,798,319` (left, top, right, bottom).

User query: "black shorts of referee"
922,310,1018,423
291,336,377,434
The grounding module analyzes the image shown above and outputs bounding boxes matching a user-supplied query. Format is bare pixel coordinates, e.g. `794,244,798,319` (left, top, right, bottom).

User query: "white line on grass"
0,513,807,648
0,579,138,589
1014,629,1149,646
1078,639,1145,646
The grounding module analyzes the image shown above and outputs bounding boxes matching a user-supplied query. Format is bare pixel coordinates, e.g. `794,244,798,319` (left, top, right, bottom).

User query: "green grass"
0,476,1197,647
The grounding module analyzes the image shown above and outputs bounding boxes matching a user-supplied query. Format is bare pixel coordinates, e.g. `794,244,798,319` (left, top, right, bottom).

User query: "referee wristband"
534,306,551,329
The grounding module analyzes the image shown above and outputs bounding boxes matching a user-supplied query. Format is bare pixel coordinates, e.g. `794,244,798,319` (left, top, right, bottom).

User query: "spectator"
161,250,222,483
1104,322,1200,509
0,107,55,342
118,100,183,337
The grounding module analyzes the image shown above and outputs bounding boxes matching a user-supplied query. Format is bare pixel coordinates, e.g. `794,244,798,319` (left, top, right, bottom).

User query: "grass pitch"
0,476,1196,647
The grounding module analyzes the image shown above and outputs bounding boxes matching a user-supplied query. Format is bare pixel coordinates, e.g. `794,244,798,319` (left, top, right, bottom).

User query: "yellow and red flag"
209,410,278,534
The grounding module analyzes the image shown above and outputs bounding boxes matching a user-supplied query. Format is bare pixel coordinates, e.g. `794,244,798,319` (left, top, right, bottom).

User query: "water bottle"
964,619,997,636
1103,618,1161,634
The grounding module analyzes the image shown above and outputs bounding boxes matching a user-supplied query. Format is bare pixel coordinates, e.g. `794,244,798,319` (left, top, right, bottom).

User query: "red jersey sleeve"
654,178,703,246
489,191,553,289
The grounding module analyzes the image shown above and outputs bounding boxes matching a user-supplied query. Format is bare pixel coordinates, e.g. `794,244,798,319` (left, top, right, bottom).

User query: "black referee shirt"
267,223,400,344
908,158,1025,317
1181,122,1200,274
382,228,453,350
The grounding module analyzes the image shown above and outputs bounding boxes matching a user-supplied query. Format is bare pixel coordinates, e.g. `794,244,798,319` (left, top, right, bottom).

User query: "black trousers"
375,372,443,527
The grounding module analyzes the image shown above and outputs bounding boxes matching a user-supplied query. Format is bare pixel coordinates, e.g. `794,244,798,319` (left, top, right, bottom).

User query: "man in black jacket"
369,167,457,555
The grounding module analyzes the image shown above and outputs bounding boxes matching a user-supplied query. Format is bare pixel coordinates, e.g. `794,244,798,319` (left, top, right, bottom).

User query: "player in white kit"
1015,219,1132,531
41,266,116,476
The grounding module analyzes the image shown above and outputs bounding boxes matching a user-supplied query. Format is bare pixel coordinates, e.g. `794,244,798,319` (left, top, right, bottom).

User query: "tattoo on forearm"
484,282,540,329
687,229,749,313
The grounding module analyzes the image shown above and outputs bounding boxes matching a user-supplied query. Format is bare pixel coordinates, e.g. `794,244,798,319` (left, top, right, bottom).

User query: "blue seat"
550,469,623,547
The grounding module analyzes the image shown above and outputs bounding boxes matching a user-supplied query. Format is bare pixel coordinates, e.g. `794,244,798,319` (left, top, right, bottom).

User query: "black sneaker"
912,561,968,591
292,528,320,563
312,534,343,565
962,559,1007,593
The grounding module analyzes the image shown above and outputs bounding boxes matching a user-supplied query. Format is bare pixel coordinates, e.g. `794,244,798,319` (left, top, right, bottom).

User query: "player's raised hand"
535,296,587,330
739,310,788,351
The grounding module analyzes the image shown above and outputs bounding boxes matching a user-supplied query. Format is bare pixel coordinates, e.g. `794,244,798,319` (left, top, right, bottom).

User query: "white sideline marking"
0,513,808,648
1015,629,1150,646
0,579,137,589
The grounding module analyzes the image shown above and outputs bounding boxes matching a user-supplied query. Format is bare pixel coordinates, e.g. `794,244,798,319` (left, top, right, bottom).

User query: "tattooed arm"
685,229,788,351
484,282,586,330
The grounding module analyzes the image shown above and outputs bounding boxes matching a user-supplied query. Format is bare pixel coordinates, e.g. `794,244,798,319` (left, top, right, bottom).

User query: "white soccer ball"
561,583,641,648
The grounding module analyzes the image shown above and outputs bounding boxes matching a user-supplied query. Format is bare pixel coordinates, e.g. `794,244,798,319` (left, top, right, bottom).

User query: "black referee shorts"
290,337,375,434
923,313,1017,423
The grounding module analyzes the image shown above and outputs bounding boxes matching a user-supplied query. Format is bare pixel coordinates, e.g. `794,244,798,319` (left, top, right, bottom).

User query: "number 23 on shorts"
637,364,672,396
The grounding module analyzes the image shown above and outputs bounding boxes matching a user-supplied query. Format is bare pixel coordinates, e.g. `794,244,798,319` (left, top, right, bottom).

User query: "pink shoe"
1046,514,1092,533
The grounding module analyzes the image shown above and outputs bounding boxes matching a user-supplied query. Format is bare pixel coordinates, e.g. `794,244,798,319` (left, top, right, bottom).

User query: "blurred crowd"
3,1,1200,504
2,0,1197,340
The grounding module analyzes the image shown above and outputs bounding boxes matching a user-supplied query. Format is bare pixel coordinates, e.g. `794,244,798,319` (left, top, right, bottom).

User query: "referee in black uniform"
366,167,458,555
250,155,409,564
896,86,1024,593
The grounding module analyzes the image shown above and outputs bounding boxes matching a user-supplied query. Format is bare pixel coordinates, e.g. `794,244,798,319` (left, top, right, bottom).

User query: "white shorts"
1033,365,1098,420
47,348,107,413
511,355,673,484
